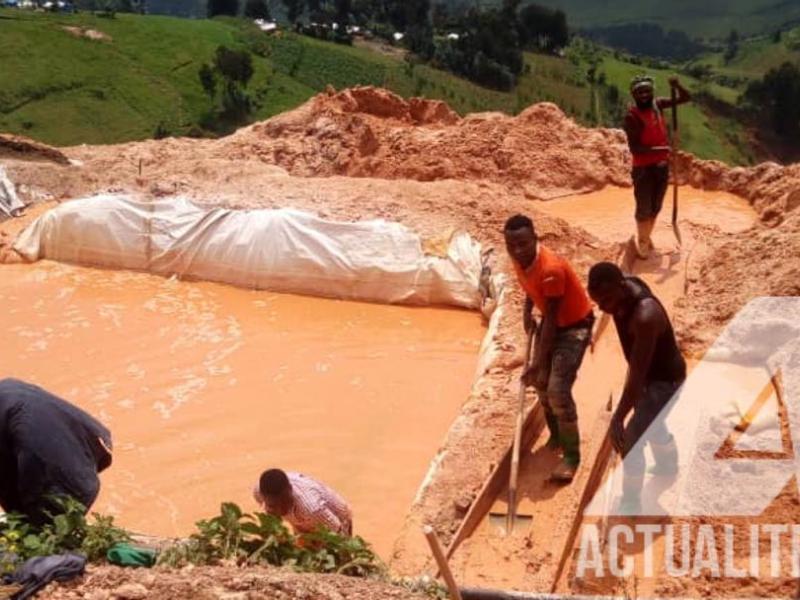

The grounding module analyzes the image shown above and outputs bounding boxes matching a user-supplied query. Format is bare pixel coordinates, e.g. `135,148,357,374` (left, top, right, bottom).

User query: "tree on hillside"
518,3,568,52
282,0,305,23
433,6,523,90
403,0,433,59
208,0,239,17
724,29,740,63
244,0,270,19
743,61,800,139
198,46,255,124
334,0,350,23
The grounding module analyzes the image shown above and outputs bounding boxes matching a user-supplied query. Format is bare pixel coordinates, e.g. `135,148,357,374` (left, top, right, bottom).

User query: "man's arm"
657,77,691,109
523,296,534,334
613,300,665,424
534,297,560,368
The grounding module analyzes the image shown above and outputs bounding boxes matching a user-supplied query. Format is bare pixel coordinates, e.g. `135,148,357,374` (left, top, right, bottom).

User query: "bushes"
158,502,383,577
0,496,130,573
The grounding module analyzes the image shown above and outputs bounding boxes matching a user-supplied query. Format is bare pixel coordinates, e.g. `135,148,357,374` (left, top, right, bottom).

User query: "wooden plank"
424,525,464,600
444,401,546,560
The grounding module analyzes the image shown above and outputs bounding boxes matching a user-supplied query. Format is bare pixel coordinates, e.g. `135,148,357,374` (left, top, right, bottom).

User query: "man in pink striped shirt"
253,468,353,536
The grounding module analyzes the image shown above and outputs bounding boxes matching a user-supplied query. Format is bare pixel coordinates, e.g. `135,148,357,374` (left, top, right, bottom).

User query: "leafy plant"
158,502,383,578
0,496,130,568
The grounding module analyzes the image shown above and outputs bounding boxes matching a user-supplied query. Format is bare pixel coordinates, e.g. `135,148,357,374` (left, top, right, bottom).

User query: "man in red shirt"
624,75,690,258
504,215,594,481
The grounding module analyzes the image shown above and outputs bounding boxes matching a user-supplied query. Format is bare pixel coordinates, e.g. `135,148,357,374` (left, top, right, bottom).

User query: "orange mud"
445,185,758,592
0,261,485,559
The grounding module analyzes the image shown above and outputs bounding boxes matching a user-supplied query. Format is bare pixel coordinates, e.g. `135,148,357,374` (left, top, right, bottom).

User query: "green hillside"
464,0,800,39
0,8,759,165
689,26,800,81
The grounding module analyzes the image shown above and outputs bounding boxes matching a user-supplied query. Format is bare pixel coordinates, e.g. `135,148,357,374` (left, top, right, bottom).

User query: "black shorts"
632,163,669,222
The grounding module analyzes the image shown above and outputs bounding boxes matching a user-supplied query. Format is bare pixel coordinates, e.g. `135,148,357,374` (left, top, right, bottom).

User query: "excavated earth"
1,86,799,599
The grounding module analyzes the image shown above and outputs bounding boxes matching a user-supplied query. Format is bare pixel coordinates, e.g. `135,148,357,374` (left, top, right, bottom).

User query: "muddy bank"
43,564,427,600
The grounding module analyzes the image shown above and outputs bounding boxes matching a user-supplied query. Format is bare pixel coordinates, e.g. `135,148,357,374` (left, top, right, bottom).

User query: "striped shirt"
253,472,352,535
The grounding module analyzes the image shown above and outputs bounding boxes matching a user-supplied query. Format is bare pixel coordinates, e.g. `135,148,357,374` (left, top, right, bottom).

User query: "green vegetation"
0,497,130,573
455,0,800,39
0,7,790,165
158,502,382,577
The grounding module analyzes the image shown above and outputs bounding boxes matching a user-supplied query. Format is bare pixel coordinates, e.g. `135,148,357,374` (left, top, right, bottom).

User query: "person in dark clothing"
624,75,691,259
0,379,112,525
587,263,686,513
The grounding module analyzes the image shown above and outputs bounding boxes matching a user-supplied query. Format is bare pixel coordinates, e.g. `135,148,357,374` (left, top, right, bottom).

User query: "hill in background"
1,7,797,165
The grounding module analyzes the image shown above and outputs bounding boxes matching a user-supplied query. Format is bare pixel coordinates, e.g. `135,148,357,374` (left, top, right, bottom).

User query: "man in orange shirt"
504,214,594,481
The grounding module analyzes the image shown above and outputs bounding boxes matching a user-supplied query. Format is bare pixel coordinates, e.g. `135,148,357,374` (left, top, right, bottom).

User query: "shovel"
504,321,537,534
670,84,683,247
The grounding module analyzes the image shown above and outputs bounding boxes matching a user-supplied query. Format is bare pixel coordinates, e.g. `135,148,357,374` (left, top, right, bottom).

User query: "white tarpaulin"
0,167,25,218
14,195,483,308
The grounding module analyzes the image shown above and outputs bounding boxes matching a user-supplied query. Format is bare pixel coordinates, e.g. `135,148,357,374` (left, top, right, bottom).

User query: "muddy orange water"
0,261,484,557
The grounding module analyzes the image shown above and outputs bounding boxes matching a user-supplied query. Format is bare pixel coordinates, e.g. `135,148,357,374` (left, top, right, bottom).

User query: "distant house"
253,18,277,33
42,0,74,11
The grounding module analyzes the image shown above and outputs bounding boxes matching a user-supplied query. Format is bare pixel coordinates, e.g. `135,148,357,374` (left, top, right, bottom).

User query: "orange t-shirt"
513,245,592,328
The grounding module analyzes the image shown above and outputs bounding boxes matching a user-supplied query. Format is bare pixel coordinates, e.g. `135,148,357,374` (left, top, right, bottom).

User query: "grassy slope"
0,10,251,144
466,0,800,38
690,26,800,81
0,8,755,164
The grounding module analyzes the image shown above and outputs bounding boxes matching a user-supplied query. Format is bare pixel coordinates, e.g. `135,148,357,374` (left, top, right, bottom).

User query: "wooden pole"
507,324,536,534
424,525,464,600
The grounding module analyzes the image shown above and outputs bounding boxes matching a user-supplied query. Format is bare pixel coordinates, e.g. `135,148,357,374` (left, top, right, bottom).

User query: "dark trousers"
632,163,669,222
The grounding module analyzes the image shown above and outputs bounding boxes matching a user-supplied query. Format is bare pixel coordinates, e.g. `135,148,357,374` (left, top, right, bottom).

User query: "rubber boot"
545,411,560,451
551,420,580,482
648,435,678,476
635,220,650,259
619,472,644,515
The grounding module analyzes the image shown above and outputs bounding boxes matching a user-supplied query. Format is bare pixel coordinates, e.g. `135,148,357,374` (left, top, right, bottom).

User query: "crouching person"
253,468,352,536
0,378,113,524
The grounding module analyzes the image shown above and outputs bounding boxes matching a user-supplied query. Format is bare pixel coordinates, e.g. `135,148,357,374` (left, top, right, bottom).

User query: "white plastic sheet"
14,195,483,308
0,167,25,218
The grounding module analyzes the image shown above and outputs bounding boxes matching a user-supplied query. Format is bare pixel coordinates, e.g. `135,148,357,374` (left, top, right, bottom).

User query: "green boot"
551,420,580,482
545,411,560,451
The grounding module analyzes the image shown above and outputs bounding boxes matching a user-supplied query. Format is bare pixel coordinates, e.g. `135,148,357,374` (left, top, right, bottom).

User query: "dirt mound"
675,212,800,356
221,86,631,197
679,153,800,223
0,134,70,165
43,564,426,600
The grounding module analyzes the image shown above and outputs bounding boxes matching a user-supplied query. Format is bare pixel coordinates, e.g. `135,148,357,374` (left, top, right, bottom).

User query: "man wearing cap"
625,75,691,259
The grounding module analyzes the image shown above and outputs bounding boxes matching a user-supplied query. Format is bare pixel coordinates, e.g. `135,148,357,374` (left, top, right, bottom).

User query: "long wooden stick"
507,324,536,534
424,525,464,600
670,84,683,247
